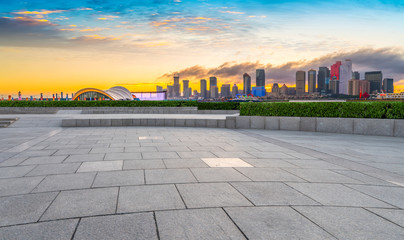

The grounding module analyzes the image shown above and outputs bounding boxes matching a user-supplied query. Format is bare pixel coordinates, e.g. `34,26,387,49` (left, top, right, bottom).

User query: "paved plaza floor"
0,118,404,239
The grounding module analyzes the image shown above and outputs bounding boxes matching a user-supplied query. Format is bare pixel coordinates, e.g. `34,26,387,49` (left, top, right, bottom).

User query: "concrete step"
0,118,18,128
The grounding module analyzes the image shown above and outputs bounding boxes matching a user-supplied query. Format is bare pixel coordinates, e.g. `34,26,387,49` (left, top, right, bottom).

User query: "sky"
1,0,404,97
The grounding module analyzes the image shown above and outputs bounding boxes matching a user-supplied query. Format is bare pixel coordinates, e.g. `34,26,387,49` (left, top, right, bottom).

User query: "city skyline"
1,0,404,96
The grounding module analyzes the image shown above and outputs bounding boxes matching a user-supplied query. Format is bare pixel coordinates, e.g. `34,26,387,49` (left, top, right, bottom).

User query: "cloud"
71,35,122,42
159,48,404,86
79,27,109,32
220,11,244,14
13,10,67,15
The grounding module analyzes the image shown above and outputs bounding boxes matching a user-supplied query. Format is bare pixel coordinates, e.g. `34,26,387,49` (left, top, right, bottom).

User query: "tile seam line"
362,207,404,229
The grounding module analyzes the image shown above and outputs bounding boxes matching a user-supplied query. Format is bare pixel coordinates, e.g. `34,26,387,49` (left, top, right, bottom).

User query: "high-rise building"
348,79,360,96
243,73,251,95
209,77,217,89
183,80,190,98
280,84,288,95
359,80,370,95
365,71,383,93
221,84,231,98
173,74,180,97
232,84,238,98
210,86,219,98
339,59,352,95
288,87,296,95
156,86,163,92
256,69,265,87
318,67,330,92
353,71,360,80
200,79,207,99
331,61,342,80
167,85,174,98
308,69,316,94
272,83,280,93
330,77,340,95
383,78,394,93
296,71,306,95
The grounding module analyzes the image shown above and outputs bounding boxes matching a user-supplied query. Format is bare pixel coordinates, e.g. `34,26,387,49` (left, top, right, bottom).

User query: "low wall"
62,116,404,137
233,116,404,138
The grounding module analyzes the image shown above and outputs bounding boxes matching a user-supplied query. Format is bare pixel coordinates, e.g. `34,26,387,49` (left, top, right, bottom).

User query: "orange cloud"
98,15,119,20
14,10,66,15
220,11,244,14
72,35,122,41
79,28,109,32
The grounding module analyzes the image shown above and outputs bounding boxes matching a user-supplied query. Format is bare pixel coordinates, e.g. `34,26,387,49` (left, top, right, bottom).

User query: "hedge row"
240,102,404,119
0,100,241,110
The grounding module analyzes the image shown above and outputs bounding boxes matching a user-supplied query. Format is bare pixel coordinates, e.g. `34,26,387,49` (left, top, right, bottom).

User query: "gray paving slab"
231,182,319,206
20,155,68,165
284,168,361,184
191,168,251,182
177,151,216,158
64,153,105,163
104,152,142,160
142,151,180,159
124,146,157,152
0,219,78,240
32,172,96,193
236,167,306,182
295,206,404,240
247,151,297,159
77,161,123,172
0,156,28,167
332,170,398,186
176,183,252,208
53,148,91,156
212,151,256,158
41,187,118,220
347,184,404,208
241,158,299,168
0,192,58,226
285,159,347,169
163,159,209,168
145,169,197,184
74,213,157,240
156,208,245,240
0,165,35,178
225,206,335,240
0,176,44,196
367,208,404,228
123,160,166,170
118,184,185,213
287,182,394,208
92,170,144,187
90,147,123,154
26,163,81,176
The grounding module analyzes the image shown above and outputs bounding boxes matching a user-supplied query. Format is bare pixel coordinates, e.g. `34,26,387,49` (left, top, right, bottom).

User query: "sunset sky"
1,0,404,97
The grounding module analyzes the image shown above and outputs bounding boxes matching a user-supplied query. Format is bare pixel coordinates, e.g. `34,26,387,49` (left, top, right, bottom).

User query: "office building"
308,69,316,94
232,84,238,97
330,77,340,95
209,77,217,89
383,78,394,93
365,71,383,93
360,80,371,95
339,59,352,95
353,71,360,80
280,84,288,95
252,86,266,97
318,67,330,92
296,71,306,95
272,83,280,93
167,85,174,98
221,84,231,98
200,79,207,99
183,80,190,99
331,61,342,80
243,73,251,95
210,86,219,98
173,74,180,97
348,79,360,96
288,87,296,95
256,69,265,87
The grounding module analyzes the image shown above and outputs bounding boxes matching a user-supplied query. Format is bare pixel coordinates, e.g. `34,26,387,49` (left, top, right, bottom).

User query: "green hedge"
197,102,240,110
0,100,240,110
240,102,404,119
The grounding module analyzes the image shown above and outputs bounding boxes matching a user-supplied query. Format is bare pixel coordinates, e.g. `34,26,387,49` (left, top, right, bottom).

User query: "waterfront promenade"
0,114,403,239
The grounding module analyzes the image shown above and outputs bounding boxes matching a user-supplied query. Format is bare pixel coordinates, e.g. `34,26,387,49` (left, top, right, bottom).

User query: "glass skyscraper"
256,69,265,87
